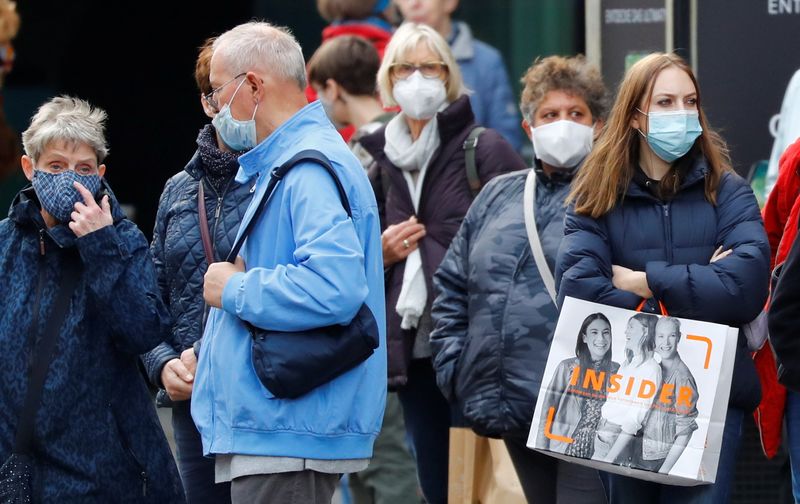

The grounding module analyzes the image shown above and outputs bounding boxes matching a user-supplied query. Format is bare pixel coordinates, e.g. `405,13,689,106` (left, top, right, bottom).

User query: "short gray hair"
213,21,307,90
377,23,466,107
22,96,109,162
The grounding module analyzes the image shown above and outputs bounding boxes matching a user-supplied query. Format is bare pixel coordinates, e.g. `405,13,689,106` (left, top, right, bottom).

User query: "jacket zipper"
203,177,235,262
662,203,673,264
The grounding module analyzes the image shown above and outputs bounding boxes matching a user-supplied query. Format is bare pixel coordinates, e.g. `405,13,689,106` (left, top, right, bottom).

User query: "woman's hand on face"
710,245,732,264
382,216,426,268
612,265,654,299
69,182,113,237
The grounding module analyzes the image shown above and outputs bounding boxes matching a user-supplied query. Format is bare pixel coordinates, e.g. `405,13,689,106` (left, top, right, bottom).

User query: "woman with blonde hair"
359,22,524,503
556,52,769,502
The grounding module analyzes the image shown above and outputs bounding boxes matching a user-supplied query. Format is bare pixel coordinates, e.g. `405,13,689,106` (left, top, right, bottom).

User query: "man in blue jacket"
394,0,524,152
193,21,387,504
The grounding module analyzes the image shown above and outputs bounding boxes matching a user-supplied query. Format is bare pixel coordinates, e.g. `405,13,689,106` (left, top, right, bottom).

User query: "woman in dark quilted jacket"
0,96,183,502
558,53,769,504
140,38,252,504
430,55,609,504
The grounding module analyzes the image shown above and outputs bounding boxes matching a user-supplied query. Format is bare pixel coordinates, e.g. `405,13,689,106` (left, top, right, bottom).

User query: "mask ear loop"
634,107,661,178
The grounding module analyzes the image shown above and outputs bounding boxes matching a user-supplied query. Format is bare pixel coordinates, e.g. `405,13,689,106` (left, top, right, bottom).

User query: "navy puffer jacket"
556,154,770,411
431,168,571,438
141,151,252,388
0,185,184,502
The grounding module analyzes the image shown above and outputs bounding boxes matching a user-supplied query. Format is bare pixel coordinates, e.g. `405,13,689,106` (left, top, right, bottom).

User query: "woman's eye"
657,99,671,106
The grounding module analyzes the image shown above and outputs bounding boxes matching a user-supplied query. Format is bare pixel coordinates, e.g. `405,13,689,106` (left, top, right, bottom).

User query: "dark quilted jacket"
141,151,252,388
431,168,572,437
556,154,770,412
0,185,184,503
359,95,527,387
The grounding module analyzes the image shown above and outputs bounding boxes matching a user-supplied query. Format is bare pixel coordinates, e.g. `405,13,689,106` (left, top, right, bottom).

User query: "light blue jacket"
451,21,524,152
191,101,387,460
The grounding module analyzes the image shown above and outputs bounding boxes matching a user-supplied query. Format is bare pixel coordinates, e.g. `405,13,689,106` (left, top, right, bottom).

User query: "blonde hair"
568,52,731,218
377,22,466,107
0,0,19,42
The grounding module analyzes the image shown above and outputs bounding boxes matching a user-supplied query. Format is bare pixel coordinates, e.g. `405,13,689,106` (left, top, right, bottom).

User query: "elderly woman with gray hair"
0,96,183,502
358,22,525,504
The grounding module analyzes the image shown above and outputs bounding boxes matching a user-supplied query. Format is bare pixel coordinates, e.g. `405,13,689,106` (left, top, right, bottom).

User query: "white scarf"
384,113,441,329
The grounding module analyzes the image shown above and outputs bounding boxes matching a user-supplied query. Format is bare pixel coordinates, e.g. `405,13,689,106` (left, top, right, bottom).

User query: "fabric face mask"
531,120,594,169
212,78,259,151
32,170,102,223
392,71,447,120
638,109,703,163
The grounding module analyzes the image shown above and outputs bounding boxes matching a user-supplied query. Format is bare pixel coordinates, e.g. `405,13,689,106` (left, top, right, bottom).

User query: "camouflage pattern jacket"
431,167,572,437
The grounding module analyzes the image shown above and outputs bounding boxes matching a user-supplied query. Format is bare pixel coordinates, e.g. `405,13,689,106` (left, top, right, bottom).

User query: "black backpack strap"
226,150,352,263
14,253,81,454
463,126,486,198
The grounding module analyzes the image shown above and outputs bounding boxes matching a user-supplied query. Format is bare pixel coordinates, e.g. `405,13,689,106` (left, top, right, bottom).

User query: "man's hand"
69,182,113,237
161,357,194,402
382,216,426,268
203,255,246,308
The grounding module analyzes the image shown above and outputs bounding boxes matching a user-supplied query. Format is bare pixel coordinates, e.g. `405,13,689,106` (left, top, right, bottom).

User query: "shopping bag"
527,297,737,486
448,428,526,504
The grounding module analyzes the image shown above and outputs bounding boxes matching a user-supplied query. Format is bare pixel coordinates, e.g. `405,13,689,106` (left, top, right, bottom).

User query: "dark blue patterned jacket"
141,152,252,389
431,168,570,438
0,185,184,502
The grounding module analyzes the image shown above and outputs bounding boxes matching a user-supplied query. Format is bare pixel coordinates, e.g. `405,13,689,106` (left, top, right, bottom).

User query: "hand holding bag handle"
225,150,379,399
0,253,81,503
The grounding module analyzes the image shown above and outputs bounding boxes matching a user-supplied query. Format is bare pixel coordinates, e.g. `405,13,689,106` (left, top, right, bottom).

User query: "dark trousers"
396,359,451,504
172,401,231,504
504,436,608,504
603,407,744,504
230,471,340,504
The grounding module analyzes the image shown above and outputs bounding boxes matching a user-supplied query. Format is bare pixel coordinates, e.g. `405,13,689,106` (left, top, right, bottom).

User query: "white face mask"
392,71,447,120
531,120,594,169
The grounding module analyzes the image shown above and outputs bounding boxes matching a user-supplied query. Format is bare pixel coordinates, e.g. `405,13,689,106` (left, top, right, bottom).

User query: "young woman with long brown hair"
556,52,770,502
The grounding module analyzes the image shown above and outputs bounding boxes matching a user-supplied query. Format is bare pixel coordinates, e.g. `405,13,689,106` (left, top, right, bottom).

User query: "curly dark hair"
519,55,609,124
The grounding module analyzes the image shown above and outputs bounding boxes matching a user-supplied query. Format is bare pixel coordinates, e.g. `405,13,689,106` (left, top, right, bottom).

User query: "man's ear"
21,155,34,181
444,0,459,16
245,71,264,104
325,79,341,101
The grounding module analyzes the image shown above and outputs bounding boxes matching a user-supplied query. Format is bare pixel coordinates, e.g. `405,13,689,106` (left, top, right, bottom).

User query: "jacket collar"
358,95,475,161
624,149,709,200
9,180,126,248
449,21,474,61
235,101,331,184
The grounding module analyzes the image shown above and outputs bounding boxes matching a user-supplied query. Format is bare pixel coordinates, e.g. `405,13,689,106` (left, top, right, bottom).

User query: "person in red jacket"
760,136,800,501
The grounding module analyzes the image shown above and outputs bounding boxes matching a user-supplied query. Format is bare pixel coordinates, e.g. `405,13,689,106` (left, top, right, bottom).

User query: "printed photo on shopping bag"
527,297,733,481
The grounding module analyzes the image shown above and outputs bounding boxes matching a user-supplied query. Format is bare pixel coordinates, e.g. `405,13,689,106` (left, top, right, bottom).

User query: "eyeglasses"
203,72,247,112
389,61,448,80
35,164,100,177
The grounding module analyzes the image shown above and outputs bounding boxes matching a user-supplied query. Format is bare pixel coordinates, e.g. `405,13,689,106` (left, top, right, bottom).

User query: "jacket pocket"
108,404,149,498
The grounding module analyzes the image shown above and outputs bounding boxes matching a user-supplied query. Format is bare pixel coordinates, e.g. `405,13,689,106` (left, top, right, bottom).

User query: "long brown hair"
568,53,731,218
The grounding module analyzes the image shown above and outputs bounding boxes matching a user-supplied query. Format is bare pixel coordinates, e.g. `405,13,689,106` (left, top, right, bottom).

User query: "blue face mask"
638,109,703,163
212,78,259,151
31,170,102,224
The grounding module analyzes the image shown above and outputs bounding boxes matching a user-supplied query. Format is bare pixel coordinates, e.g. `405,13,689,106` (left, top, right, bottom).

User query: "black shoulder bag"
226,150,379,399
0,254,81,503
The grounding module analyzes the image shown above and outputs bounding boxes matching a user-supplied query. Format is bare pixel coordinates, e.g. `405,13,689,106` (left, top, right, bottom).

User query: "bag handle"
463,126,486,197
14,253,81,454
523,170,557,305
197,179,215,265
635,298,669,315
226,150,351,263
